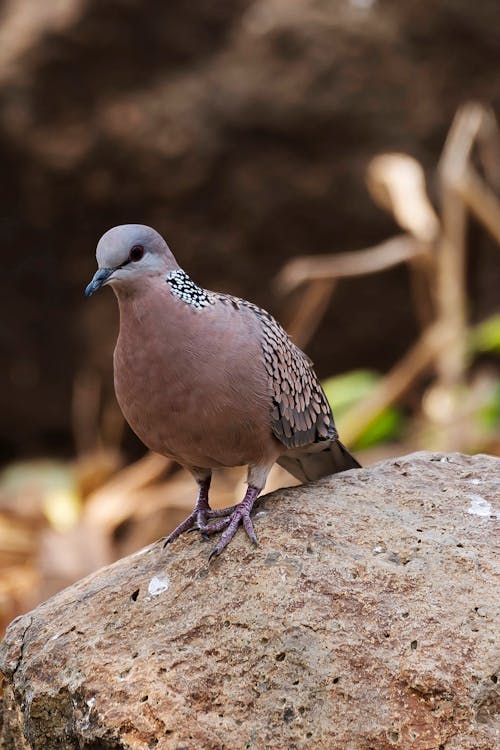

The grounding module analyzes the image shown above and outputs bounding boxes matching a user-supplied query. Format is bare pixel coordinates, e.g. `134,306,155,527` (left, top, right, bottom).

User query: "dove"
85,224,360,559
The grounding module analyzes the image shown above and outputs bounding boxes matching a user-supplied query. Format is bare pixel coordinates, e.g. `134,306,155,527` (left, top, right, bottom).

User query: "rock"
0,451,499,749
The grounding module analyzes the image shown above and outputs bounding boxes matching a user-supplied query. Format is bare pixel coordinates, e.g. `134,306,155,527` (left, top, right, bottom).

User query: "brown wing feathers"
218,294,337,449
261,319,336,448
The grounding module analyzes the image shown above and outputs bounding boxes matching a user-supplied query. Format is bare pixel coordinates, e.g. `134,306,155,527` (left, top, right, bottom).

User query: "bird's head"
85,224,179,298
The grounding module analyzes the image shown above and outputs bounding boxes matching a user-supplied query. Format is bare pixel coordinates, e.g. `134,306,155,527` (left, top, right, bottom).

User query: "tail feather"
276,440,361,483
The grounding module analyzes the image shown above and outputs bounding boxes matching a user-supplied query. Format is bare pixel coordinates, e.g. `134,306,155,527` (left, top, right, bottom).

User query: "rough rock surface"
0,452,499,749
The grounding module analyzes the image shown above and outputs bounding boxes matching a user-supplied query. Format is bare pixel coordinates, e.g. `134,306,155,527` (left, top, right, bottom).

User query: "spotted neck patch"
166,269,213,309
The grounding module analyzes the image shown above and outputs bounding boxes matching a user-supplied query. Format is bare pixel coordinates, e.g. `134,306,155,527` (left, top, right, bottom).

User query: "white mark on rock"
81,696,95,730
148,574,171,596
467,494,498,518
350,0,376,9
469,478,482,485
131,545,153,558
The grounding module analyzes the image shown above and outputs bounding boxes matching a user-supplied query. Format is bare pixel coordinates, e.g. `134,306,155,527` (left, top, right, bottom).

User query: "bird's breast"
113,292,277,468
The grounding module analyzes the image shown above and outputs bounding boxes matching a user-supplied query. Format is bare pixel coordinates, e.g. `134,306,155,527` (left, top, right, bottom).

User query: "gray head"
85,224,179,297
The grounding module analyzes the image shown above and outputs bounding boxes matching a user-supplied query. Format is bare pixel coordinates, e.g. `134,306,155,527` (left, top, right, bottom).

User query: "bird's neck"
112,268,209,306
164,269,213,309
113,270,212,344
112,271,217,398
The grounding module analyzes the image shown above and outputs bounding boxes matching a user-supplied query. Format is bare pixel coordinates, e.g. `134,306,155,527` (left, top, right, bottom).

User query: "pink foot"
163,477,239,546
208,486,260,561
163,480,261,559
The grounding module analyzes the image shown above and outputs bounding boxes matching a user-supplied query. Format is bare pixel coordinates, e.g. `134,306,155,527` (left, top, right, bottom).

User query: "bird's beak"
85,268,114,297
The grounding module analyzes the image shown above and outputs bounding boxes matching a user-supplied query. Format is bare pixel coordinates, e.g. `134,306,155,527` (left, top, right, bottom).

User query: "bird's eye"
129,245,144,262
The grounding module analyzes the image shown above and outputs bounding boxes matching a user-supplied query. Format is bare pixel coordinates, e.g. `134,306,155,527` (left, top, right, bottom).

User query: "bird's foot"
208,486,260,561
163,481,261,558
163,504,239,546
163,509,198,547
189,515,231,535
202,504,239,519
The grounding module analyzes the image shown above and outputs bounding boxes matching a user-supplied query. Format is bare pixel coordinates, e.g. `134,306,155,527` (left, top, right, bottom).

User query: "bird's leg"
163,475,211,546
206,461,273,559
166,463,272,555
208,484,260,561
163,473,238,546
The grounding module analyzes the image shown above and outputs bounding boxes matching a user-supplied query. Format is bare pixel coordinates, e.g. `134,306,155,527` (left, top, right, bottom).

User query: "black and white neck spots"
166,270,213,309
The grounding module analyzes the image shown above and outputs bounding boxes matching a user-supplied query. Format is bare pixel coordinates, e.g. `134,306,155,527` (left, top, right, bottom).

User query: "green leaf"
354,408,404,450
470,315,500,354
476,381,500,430
322,369,404,449
322,370,379,417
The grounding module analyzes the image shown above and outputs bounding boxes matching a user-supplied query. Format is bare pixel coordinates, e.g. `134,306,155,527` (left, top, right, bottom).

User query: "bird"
85,224,360,559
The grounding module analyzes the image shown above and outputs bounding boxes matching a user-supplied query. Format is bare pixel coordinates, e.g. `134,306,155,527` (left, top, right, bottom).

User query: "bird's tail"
276,440,361,483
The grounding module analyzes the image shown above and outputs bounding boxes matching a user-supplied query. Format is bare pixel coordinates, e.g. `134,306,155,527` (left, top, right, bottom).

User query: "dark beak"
85,268,114,297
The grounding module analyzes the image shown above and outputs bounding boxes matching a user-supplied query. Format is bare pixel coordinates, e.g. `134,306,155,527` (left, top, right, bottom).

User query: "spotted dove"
85,225,360,558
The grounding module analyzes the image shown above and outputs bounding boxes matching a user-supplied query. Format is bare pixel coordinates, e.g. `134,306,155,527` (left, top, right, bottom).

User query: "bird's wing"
217,293,337,449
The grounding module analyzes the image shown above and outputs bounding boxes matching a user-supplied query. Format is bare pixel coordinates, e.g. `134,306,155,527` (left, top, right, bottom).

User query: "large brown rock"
0,451,499,749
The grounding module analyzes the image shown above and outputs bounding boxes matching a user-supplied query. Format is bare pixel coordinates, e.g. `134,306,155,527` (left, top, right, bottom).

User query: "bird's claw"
207,507,258,560
208,547,219,563
162,509,198,547
186,516,232,537
199,517,232,534
165,486,260,559
205,505,239,519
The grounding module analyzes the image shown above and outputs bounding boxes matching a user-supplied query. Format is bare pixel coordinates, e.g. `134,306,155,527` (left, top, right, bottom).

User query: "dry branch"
277,235,424,347
83,452,172,531
459,168,500,247
366,153,439,243
276,234,422,295
276,101,500,452
339,322,448,445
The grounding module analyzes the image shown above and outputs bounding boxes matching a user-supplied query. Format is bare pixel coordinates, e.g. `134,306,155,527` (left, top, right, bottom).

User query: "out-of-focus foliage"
476,381,500,431
322,370,404,450
468,315,500,431
470,314,500,354
3,0,500,460
1,461,81,532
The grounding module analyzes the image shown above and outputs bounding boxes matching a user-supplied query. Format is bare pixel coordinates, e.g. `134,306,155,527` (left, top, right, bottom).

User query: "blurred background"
1,0,499,632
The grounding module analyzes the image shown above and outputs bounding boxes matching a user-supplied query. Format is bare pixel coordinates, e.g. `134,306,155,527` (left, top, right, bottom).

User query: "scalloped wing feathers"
216,294,337,449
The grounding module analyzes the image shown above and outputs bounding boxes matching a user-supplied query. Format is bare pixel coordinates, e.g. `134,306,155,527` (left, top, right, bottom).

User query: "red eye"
129,244,144,262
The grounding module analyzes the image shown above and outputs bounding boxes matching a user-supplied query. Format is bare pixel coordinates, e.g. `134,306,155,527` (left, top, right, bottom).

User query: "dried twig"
276,101,500,452
459,168,500,247
277,235,423,347
84,452,172,531
277,234,421,294
339,322,449,445
366,153,439,244
439,102,500,247
282,279,336,350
